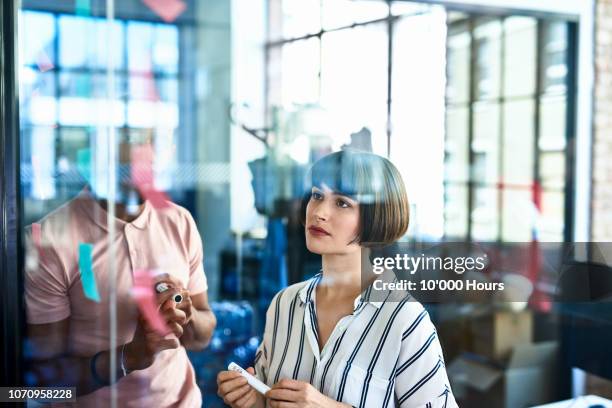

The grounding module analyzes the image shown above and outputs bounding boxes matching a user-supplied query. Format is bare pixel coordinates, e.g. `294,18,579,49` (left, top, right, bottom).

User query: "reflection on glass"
539,95,567,151
21,11,55,66
504,17,536,98
446,29,470,104
472,102,499,183
444,184,468,238
281,0,321,39
445,107,469,183
501,189,533,241
59,16,124,69
542,21,568,95
320,24,388,152
281,38,320,106
503,100,534,185
471,186,498,241
321,0,389,30
539,190,564,241
474,20,501,100
540,152,566,189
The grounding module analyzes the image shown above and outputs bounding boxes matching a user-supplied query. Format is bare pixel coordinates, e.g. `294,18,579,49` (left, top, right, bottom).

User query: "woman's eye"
336,199,350,208
312,191,323,200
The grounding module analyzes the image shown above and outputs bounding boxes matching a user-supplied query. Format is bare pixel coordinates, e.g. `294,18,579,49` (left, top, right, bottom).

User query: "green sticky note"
77,148,91,184
79,243,100,302
76,75,90,98
75,0,91,16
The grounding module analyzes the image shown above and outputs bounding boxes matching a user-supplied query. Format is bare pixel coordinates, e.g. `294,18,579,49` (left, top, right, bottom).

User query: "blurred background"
3,0,612,406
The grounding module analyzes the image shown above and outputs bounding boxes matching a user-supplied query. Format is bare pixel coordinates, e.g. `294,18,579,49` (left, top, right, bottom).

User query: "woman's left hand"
266,379,350,408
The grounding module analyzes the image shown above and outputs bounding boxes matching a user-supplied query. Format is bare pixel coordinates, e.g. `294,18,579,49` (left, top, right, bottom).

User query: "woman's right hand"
124,315,180,372
217,367,258,408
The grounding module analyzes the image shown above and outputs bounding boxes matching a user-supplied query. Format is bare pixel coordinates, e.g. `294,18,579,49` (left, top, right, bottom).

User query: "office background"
1,0,612,407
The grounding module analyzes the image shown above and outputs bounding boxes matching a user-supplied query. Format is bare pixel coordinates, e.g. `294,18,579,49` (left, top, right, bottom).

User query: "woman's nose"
312,203,329,221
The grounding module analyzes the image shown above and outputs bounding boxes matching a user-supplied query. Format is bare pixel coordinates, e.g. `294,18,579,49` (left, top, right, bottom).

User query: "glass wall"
14,0,577,407
444,14,573,243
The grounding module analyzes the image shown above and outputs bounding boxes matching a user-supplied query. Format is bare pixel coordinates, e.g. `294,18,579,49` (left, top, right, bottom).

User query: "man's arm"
27,316,180,397
27,319,125,396
179,291,216,351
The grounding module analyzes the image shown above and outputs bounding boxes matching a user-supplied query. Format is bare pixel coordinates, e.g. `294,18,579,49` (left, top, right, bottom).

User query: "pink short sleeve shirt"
25,190,208,407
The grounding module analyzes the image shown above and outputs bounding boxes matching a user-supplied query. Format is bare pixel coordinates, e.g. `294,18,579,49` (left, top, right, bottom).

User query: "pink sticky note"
132,269,170,335
36,51,54,73
142,0,187,23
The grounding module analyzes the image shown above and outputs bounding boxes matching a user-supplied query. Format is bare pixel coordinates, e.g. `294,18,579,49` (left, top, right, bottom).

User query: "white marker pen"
155,282,183,304
228,362,271,395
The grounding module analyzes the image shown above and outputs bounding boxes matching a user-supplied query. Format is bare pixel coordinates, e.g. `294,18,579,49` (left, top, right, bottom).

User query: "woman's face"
305,185,361,256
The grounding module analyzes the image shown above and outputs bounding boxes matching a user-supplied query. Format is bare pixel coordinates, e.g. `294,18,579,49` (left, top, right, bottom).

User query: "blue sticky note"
76,148,91,184
78,243,100,302
75,0,91,16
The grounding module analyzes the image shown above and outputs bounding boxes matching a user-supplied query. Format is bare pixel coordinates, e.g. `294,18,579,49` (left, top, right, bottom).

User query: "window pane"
129,76,178,103
22,11,55,67
447,28,471,104
281,0,321,39
503,99,534,185
539,190,564,241
472,102,499,183
59,16,124,69
445,184,468,238
504,17,536,98
540,152,566,189
128,21,154,73
281,38,320,107
474,20,502,100
541,22,568,95
322,0,389,30
59,73,123,99
539,95,567,151
445,107,470,183
391,9,447,240
320,24,388,153
502,189,533,241
59,97,125,127
390,2,432,17
471,186,498,241
153,24,179,74
29,126,57,200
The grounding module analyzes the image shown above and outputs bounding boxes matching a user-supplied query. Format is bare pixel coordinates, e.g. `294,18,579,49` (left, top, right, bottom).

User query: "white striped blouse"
253,273,458,408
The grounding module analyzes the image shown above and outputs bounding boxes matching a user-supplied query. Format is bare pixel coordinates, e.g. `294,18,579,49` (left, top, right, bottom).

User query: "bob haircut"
300,150,409,246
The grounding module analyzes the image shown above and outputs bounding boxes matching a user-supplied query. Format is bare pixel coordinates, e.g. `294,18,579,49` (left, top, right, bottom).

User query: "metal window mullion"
497,17,506,243
564,22,578,243
386,0,393,158
533,21,544,240
466,18,476,241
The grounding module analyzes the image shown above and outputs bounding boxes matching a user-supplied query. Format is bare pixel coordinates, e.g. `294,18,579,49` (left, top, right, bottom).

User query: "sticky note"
75,0,91,16
132,269,169,335
142,0,187,23
78,243,101,302
77,148,91,184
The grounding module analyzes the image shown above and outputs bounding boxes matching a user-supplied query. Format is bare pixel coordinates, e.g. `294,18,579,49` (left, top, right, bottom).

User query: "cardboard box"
448,341,558,408
471,309,533,361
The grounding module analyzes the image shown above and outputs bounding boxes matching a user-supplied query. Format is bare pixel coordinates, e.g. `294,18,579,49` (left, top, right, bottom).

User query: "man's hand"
266,379,351,408
124,315,180,371
155,274,192,333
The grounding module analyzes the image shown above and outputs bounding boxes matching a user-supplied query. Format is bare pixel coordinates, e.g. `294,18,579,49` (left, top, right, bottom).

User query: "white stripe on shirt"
254,273,459,408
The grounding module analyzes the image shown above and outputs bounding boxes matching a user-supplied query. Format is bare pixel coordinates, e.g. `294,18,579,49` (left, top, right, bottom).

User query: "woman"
217,150,457,407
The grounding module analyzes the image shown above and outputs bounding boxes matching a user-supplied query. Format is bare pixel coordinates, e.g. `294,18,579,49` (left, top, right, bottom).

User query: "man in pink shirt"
25,186,216,407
